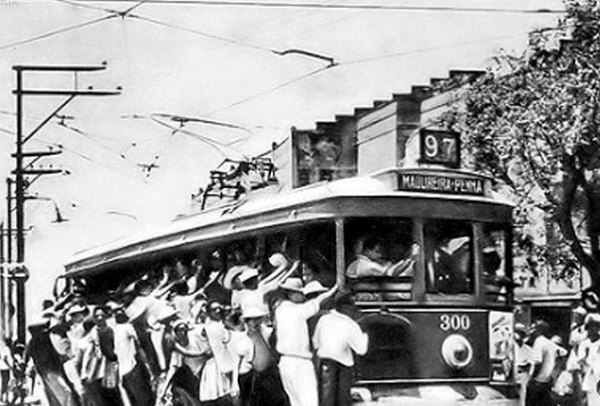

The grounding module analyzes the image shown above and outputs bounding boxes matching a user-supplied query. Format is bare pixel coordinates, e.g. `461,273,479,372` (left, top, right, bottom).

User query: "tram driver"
346,236,419,279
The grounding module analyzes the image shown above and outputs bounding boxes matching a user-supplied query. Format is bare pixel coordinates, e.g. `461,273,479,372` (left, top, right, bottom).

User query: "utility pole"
11,63,120,344
4,178,13,338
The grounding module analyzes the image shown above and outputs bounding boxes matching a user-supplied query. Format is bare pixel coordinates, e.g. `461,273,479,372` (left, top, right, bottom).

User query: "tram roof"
64,168,513,277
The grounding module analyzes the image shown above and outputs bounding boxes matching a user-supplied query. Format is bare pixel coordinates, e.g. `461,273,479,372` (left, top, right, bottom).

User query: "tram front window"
425,220,474,294
345,218,417,280
482,225,509,302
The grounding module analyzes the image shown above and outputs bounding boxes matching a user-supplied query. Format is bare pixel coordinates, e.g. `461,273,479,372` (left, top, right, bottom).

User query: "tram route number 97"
439,314,471,331
419,129,460,167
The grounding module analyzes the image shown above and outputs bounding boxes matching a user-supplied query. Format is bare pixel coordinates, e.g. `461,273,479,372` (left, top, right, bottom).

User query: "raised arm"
311,284,339,308
261,261,300,293
261,254,290,284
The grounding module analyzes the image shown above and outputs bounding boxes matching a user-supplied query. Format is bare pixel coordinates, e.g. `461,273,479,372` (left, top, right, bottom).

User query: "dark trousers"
238,367,289,406
122,363,155,406
319,358,353,406
526,380,554,406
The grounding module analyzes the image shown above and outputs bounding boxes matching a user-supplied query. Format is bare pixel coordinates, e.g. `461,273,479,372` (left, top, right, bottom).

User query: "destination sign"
398,173,485,196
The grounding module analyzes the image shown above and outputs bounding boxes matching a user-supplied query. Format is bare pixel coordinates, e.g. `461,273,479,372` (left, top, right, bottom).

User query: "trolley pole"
11,63,120,344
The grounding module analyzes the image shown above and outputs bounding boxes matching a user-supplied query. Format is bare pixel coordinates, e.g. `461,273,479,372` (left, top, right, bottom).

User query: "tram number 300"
439,314,471,331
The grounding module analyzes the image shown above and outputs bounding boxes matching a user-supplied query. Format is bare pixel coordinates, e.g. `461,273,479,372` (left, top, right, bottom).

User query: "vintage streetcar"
51,83,519,405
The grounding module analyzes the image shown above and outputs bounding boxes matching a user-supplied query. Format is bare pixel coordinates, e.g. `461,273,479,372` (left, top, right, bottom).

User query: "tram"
54,84,518,405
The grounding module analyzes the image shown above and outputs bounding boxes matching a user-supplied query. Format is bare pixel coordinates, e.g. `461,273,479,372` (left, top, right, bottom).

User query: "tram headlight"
441,334,473,370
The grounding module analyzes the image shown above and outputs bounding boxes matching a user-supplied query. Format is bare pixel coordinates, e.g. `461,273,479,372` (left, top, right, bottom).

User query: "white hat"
279,277,304,293
239,267,259,284
303,280,327,296
66,303,89,316
269,253,289,268
242,304,269,319
223,265,251,290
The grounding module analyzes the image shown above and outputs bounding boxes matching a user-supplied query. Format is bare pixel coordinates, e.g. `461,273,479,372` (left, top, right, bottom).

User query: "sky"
0,0,565,320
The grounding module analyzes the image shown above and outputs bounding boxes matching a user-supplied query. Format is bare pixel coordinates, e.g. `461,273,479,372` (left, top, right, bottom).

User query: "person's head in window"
362,237,387,264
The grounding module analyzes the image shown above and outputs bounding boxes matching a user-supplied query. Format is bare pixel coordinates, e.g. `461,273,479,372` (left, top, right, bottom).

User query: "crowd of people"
516,306,600,406
24,253,368,406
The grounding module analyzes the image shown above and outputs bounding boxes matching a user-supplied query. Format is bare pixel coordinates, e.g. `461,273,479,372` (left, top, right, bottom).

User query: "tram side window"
261,223,337,287
298,223,337,287
482,225,509,302
425,220,474,294
345,217,417,279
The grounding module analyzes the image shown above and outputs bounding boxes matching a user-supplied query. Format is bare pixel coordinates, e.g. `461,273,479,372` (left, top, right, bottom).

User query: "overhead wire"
61,0,566,14
207,65,332,116
126,14,276,53
43,0,566,123
149,113,248,160
0,14,117,51
3,0,571,163
51,0,280,54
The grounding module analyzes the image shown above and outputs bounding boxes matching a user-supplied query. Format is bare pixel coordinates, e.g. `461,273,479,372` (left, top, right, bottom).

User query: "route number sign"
420,129,460,167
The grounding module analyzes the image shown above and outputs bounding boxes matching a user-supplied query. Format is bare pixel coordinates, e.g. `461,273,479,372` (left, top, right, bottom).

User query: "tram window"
345,217,417,279
425,220,473,294
261,223,337,287
482,225,509,302
224,238,259,267
298,223,337,287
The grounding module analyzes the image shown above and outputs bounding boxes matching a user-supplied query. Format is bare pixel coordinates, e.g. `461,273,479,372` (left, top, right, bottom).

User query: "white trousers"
278,355,318,406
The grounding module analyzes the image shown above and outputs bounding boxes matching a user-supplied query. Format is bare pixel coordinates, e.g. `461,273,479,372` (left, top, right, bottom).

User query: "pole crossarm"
12,64,108,72
13,89,121,96
15,169,64,175
11,150,62,158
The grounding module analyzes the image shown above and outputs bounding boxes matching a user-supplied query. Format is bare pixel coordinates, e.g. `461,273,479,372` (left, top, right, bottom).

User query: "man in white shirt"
526,320,562,406
113,306,154,406
274,277,337,406
312,294,368,406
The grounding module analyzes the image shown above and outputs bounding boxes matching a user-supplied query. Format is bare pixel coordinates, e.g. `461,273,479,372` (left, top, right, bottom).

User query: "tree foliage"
443,0,600,291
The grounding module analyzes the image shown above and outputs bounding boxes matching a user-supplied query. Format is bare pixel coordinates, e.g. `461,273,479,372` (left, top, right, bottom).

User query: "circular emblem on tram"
441,334,473,370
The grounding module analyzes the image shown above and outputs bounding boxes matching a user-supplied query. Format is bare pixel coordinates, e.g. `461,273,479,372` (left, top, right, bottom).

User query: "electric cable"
207,64,332,116
61,0,566,14
149,113,248,160
0,14,117,51
126,14,277,53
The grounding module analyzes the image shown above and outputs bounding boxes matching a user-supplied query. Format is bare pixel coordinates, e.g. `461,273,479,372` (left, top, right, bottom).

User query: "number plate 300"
439,314,471,331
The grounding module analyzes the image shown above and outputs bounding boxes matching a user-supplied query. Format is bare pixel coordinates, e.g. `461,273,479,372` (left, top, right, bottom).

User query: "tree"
442,0,600,301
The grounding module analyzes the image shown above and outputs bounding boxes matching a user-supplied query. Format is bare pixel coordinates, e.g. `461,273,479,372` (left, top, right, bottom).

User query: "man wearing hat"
274,277,337,406
161,319,210,403
232,258,298,314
